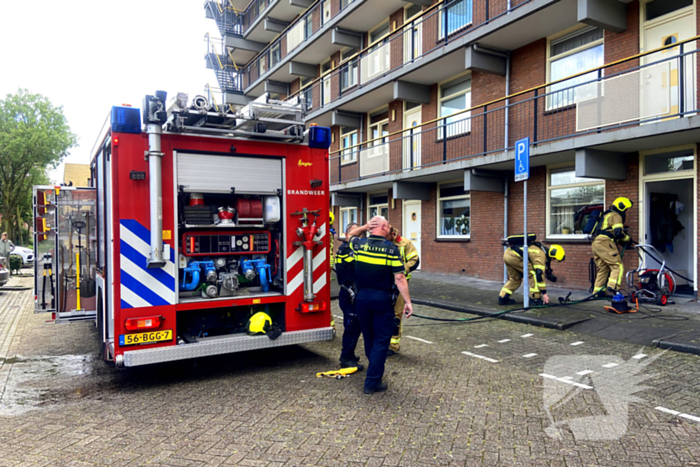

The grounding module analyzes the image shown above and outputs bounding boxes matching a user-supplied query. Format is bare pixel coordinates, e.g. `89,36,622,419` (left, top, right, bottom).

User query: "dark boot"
530,298,544,306
594,290,607,298
364,381,388,394
340,359,364,371
498,294,516,305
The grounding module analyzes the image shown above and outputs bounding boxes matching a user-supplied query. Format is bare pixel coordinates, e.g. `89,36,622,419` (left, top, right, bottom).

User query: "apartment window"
440,0,472,38
340,207,358,237
547,166,604,237
304,14,313,39
548,27,604,109
439,75,471,138
340,0,352,9
270,43,281,67
646,0,692,21
259,55,266,74
341,126,358,164
370,22,391,46
644,149,695,175
405,3,422,20
300,76,313,110
438,181,470,238
341,48,358,90
368,194,389,219
368,109,389,146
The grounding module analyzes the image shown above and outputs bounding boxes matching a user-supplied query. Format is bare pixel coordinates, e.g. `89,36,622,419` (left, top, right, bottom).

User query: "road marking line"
655,407,681,416
521,333,534,338
405,336,433,344
540,373,592,390
576,370,594,376
561,376,574,380
570,341,584,346
522,353,538,358
679,413,700,423
462,351,499,363
632,354,647,360
474,344,488,348
497,339,511,343
333,315,343,319
602,363,619,368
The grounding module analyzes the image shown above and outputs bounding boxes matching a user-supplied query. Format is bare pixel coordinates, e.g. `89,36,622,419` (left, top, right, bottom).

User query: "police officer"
335,222,363,370
387,226,419,356
498,240,565,306
347,216,412,394
592,197,633,296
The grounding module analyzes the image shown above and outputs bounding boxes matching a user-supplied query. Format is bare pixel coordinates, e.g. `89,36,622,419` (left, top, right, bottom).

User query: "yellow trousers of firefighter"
499,249,541,300
592,236,624,292
389,292,405,352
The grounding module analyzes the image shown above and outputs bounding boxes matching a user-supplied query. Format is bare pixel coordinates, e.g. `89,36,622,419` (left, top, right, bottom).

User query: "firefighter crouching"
387,226,419,356
498,236,566,306
334,222,363,370
347,217,413,394
592,197,634,297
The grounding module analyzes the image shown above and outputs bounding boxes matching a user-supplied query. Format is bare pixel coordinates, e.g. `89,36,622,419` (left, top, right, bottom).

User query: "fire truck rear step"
120,327,333,367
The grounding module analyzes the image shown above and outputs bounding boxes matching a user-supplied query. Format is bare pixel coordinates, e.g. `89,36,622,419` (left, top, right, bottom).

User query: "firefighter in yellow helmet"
499,238,565,306
387,226,420,355
592,197,634,296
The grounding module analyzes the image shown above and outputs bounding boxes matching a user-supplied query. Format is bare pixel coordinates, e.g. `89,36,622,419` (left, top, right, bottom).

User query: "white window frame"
340,128,358,164
439,0,473,39
367,192,389,220
438,73,471,140
367,108,389,147
546,26,604,110
270,43,281,67
259,55,266,75
300,76,313,110
545,163,605,240
437,180,471,239
340,47,358,90
339,207,358,238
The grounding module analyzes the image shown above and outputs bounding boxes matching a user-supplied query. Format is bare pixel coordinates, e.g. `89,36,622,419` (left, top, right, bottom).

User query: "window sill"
544,236,590,244
340,160,357,166
435,237,470,243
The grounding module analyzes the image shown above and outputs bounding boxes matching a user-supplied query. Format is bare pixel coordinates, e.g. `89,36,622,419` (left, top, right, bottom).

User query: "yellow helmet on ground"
246,312,272,334
548,245,566,262
329,210,335,225
612,197,633,212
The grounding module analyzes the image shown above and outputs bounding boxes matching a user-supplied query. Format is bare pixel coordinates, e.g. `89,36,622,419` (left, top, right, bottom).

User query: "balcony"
330,37,700,188
289,0,630,126
239,0,415,97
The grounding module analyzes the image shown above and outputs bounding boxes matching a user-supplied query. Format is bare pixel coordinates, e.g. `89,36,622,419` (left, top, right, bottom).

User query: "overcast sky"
0,1,216,183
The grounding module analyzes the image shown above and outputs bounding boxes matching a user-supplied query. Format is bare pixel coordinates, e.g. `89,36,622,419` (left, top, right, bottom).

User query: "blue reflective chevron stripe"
120,219,150,244
120,270,170,307
120,240,175,291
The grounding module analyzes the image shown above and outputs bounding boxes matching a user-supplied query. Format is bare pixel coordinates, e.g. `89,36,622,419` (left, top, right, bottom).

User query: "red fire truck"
34,91,333,367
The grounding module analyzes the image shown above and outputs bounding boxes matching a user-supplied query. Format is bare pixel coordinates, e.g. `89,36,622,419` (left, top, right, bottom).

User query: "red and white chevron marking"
286,223,328,296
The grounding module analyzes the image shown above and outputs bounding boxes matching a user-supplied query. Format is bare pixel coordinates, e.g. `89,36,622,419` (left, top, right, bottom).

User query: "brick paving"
0,282,699,466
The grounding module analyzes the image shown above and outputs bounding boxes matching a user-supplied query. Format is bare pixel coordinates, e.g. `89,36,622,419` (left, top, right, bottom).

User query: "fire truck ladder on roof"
165,93,306,142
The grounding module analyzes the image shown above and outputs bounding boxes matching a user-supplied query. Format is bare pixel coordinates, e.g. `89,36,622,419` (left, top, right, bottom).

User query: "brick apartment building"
207,0,699,295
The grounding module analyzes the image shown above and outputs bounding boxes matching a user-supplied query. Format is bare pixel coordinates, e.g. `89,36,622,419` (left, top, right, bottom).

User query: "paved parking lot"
1,281,700,466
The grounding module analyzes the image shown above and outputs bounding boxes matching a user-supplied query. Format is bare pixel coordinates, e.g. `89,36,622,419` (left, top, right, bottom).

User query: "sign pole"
523,180,529,309
514,137,530,309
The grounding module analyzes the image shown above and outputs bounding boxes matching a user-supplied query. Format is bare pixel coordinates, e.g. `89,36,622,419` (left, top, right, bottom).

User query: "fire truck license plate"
119,330,173,346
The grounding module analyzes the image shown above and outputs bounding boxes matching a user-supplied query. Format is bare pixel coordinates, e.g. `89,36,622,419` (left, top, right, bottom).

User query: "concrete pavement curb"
652,337,700,356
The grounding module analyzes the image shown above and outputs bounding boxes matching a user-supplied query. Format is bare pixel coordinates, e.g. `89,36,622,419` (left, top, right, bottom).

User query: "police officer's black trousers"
338,288,361,363
356,288,394,390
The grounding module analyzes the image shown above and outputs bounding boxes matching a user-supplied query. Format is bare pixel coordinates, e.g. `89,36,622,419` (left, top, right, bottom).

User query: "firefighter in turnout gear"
347,216,413,394
499,239,566,306
334,222,363,370
387,226,419,356
592,197,634,296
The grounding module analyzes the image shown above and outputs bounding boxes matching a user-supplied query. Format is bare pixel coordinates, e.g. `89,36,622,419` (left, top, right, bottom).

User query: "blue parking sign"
515,137,530,182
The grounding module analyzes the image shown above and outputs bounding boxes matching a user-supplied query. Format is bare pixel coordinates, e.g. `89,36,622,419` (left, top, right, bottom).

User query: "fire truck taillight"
125,316,163,331
299,301,327,313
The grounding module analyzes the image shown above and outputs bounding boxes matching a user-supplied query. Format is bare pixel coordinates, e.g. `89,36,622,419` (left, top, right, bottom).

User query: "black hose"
635,244,695,283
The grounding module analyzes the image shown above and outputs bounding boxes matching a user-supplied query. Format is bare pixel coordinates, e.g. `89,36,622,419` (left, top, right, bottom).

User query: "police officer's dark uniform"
348,234,404,392
334,239,362,368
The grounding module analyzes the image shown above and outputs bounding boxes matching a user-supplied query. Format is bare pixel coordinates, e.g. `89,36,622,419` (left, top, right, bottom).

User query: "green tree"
0,90,77,241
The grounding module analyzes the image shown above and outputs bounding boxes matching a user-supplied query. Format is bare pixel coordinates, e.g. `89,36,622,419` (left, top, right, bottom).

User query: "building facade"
207,0,700,294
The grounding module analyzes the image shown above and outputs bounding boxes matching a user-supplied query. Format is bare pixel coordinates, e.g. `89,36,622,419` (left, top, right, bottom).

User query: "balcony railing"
242,0,357,91
206,33,244,94
330,36,700,186
205,0,275,38
290,0,533,112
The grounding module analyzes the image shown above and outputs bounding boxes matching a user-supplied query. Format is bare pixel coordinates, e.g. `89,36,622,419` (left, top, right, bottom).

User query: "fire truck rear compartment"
174,153,285,305
176,303,285,343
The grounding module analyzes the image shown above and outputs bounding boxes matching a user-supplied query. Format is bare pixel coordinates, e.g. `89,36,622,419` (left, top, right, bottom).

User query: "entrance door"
639,148,697,293
402,200,421,268
322,0,331,25
403,107,421,170
642,4,696,119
